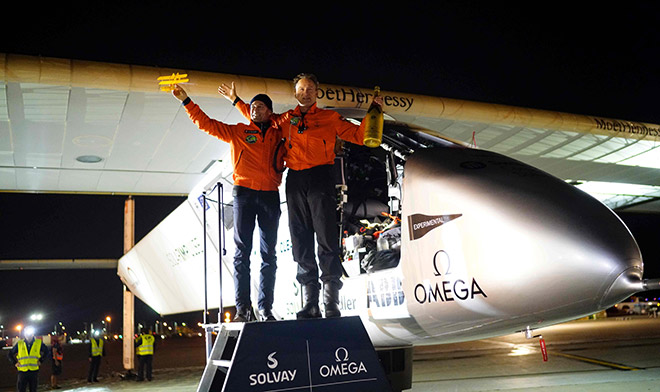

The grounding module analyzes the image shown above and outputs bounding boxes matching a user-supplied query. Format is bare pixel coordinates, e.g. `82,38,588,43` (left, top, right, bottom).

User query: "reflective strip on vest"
17,339,41,372
137,334,154,355
91,338,104,356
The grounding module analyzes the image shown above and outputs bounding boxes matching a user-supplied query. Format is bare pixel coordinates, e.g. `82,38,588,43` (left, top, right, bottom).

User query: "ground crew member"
135,331,156,381
51,333,64,389
87,332,105,382
221,74,383,319
7,327,48,392
173,84,283,322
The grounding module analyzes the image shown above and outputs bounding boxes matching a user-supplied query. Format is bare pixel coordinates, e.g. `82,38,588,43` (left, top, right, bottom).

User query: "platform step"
211,359,232,368
196,316,392,392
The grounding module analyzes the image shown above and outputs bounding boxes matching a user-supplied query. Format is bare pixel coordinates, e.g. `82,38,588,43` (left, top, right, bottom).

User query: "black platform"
197,316,393,392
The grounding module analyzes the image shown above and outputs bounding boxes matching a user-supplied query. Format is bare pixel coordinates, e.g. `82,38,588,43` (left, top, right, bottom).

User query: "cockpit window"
381,123,462,160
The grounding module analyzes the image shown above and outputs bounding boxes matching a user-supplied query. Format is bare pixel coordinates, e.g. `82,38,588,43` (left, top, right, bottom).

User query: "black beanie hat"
250,94,273,111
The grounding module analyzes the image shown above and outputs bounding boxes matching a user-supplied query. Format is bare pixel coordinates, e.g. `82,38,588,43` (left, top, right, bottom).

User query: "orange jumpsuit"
236,100,367,288
185,100,283,191
184,98,283,314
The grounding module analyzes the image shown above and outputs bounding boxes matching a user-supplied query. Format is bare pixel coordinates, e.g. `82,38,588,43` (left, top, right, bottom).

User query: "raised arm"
171,84,189,102
172,85,235,143
218,82,251,121
218,82,237,103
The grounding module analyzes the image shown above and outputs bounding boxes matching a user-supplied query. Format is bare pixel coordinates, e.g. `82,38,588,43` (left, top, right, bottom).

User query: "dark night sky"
1,3,660,334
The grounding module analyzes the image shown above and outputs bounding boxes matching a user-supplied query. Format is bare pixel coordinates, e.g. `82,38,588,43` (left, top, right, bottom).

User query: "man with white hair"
7,326,49,392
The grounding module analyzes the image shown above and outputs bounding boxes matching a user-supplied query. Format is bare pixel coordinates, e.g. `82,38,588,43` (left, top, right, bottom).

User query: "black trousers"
16,370,38,392
232,186,281,312
137,355,153,380
285,165,342,289
87,356,101,381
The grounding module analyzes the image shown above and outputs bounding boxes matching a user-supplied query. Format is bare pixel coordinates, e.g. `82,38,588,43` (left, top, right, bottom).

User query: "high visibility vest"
53,345,63,361
137,334,154,356
91,338,104,357
16,339,42,372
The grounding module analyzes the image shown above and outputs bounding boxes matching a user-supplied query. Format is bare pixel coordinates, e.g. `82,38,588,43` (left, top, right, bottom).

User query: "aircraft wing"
2,53,659,212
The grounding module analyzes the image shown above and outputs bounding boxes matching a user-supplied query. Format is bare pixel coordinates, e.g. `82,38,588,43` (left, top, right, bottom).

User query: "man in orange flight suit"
173,84,283,322
220,74,383,319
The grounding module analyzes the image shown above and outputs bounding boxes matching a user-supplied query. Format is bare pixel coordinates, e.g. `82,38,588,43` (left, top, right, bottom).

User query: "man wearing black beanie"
173,84,283,322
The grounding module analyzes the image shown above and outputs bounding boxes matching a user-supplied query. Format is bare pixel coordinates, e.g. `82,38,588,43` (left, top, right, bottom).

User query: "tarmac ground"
2,316,659,391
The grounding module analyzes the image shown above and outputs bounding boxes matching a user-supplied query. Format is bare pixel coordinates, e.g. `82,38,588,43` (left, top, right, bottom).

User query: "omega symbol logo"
433,250,451,276
335,347,349,362
267,352,278,369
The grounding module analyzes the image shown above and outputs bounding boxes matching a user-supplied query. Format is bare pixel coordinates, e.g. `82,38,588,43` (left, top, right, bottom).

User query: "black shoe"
296,283,322,319
297,303,321,319
324,305,341,318
323,281,342,318
259,309,276,321
233,308,251,322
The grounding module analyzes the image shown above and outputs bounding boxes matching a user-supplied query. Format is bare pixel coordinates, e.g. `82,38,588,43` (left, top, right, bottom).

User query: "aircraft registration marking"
366,270,409,319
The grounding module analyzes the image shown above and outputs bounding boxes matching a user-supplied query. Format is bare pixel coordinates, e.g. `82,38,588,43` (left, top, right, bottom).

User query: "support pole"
202,191,213,360
218,182,225,323
122,196,135,373
203,191,208,325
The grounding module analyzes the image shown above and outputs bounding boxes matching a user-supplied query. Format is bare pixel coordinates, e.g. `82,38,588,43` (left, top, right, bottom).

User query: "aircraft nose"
404,146,645,317
535,178,644,310
599,266,644,308
562,192,644,308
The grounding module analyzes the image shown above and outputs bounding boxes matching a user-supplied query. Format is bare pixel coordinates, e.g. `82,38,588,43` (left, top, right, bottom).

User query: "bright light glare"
573,181,660,197
508,345,535,356
569,180,660,209
619,146,660,169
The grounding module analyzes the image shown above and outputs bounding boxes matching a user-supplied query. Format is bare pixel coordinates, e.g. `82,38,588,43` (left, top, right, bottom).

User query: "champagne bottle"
363,86,384,148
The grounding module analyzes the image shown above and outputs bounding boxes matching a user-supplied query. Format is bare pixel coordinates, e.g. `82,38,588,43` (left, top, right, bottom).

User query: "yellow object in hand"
157,73,189,92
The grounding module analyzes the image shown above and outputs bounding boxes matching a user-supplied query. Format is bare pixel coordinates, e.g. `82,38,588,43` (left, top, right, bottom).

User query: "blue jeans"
232,186,281,313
